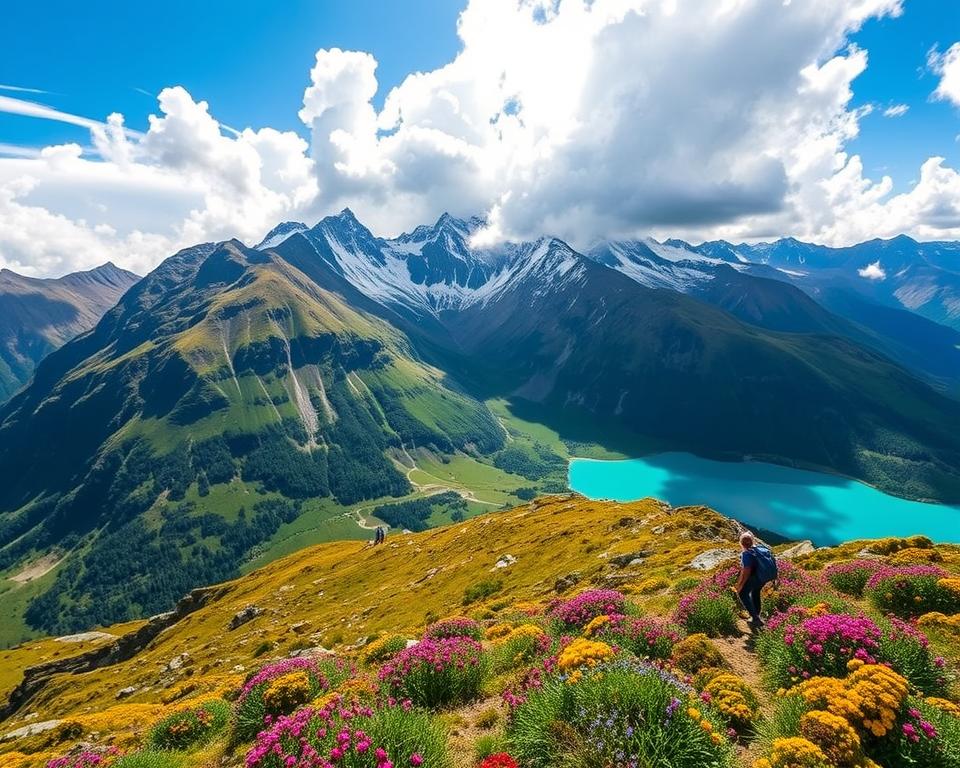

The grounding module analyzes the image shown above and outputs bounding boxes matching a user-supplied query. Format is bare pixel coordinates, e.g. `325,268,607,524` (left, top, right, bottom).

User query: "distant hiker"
732,531,778,630
373,526,385,545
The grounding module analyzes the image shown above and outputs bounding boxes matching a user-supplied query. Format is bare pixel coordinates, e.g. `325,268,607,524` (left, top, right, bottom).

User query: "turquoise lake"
567,453,960,545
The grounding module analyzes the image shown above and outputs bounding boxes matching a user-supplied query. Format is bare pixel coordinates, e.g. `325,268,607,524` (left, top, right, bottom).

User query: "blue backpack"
752,545,778,585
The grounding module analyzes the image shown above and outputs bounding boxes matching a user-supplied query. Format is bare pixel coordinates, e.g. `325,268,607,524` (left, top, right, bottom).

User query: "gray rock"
493,554,517,569
289,646,331,658
54,632,114,644
165,653,190,671
2,719,61,741
229,605,263,630
689,548,739,571
555,572,582,593
779,541,815,559
115,686,138,700
610,551,650,568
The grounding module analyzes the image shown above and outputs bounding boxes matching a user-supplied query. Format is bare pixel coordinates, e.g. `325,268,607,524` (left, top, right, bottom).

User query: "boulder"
610,551,650,568
689,548,739,571
229,605,263,630
115,686,138,700
165,653,190,671
53,632,114,644
493,554,517,570
2,719,61,741
779,540,815,559
554,572,582,593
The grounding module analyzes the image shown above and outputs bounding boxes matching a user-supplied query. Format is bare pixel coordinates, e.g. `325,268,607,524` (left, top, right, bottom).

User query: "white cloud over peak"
858,260,886,279
6,0,960,278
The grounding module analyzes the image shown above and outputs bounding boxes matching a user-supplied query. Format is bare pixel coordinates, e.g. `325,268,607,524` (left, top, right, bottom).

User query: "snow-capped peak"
256,221,308,250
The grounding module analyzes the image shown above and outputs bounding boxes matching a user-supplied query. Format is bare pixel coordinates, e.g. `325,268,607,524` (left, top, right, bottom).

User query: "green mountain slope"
0,241,502,635
442,240,960,503
0,263,140,404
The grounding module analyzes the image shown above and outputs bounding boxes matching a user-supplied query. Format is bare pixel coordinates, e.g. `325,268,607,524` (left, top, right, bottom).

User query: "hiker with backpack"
732,531,777,630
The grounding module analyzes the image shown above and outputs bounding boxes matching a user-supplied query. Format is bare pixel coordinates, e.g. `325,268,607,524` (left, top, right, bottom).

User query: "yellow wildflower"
556,638,613,672
484,622,514,641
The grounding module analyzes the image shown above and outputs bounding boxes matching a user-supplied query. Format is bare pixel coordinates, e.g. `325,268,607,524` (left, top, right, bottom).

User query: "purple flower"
550,589,627,628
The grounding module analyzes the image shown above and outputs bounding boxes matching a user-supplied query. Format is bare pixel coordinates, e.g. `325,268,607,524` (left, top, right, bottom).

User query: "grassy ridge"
1,495,958,768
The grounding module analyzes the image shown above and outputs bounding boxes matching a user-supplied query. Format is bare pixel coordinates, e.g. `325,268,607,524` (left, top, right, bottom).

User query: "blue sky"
4,0,955,191
0,0,464,147
1,0,960,277
847,0,960,189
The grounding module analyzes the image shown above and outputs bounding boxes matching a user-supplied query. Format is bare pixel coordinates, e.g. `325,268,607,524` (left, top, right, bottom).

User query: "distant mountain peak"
256,221,308,250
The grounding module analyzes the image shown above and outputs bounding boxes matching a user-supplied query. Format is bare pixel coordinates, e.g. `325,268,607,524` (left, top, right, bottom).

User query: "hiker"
732,531,777,629
374,526,385,545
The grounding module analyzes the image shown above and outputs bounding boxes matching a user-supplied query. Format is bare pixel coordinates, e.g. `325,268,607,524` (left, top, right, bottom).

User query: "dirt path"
713,630,765,692
714,627,774,764
395,445,501,507
445,695,505,768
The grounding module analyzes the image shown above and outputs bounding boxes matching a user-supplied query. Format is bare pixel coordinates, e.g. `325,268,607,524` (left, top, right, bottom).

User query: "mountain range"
2,211,960,640
0,263,140,403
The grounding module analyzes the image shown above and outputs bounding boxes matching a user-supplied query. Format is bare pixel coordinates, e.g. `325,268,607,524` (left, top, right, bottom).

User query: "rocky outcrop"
0,585,227,720
689,548,739,571
229,605,263,630
779,540,816,559
554,572,582,593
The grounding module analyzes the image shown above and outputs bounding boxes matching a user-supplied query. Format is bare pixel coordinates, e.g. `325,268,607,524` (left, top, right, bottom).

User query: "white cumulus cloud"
858,260,886,280
7,0,960,277
930,42,960,107
0,87,316,276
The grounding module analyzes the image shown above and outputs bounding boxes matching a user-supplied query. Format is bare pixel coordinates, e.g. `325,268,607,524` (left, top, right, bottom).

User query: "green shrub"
475,707,500,729
364,706,450,767
865,565,958,618
754,692,810,754
822,560,883,597
113,753,184,768
670,633,727,674
474,733,509,763
507,660,734,768
252,641,273,658
488,626,550,674
877,617,949,696
148,698,230,751
672,576,702,593
675,593,739,637
360,634,408,665
464,578,504,606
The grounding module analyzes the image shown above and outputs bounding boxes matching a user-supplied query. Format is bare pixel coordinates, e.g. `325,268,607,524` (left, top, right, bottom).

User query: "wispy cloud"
883,103,909,117
0,94,141,137
0,83,48,95
0,142,43,158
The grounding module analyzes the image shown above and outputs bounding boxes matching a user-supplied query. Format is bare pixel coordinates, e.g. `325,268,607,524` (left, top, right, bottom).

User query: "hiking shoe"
748,618,765,630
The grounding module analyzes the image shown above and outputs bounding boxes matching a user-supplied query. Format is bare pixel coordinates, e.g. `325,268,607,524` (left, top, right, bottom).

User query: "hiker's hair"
739,531,754,548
